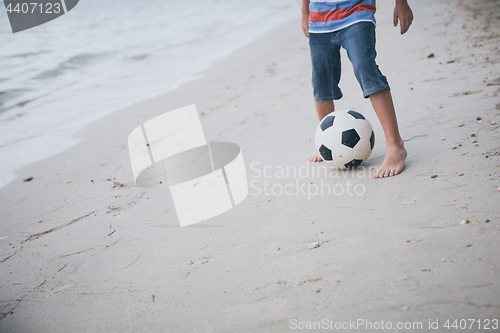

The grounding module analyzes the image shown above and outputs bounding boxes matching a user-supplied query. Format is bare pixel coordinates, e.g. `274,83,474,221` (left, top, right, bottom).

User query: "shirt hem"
309,19,376,34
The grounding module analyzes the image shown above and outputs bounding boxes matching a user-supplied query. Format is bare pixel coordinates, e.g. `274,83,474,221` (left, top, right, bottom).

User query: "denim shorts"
309,21,390,102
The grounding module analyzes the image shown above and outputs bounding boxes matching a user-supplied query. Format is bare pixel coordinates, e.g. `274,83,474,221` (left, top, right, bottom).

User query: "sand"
1,0,499,332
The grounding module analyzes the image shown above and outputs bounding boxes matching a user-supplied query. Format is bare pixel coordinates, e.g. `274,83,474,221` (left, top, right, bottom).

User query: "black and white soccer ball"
315,110,375,169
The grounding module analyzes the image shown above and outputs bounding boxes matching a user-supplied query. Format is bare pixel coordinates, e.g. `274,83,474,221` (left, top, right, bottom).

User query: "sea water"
0,0,300,188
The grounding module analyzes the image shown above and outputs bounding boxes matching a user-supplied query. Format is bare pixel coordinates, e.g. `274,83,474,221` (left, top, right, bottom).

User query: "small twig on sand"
442,179,468,190
105,238,121,249
34,280,46,290
402,271,419,286
123,254,142,269
22,211,96,244
103,230,116,238
0,299,22,320
60,247,94,258
197,245,209,252
0,249,21,264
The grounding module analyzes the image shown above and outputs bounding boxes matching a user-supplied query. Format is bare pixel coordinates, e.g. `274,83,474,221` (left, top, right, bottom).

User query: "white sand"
1,0,499,332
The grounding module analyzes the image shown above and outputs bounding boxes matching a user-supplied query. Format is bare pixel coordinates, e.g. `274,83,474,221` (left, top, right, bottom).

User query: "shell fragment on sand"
308,241,322,249
461,219,470,225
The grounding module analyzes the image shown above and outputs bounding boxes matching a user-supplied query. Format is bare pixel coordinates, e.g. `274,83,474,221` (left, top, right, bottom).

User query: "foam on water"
0,0,300,188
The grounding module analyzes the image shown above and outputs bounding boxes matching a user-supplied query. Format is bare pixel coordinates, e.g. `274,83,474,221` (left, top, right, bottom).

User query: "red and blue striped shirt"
309,0,376,33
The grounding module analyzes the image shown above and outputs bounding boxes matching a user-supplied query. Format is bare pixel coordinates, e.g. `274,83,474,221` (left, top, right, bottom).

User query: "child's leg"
369,90,407,177
308,32,343,162
337,22,406,177
315,100,334,121
309,100,335,161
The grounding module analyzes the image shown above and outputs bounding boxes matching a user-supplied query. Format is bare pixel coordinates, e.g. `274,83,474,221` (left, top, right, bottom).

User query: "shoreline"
0,5,300,191
1,1,500,332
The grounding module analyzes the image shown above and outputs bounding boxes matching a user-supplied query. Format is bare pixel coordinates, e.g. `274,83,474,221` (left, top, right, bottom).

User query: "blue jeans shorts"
309,21,390,102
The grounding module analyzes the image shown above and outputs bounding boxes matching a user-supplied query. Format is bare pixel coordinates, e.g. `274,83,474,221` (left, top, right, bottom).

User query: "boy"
302,0,413,178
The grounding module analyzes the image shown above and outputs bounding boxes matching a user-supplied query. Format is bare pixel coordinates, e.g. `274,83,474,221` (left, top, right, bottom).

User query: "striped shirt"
309,0,376,33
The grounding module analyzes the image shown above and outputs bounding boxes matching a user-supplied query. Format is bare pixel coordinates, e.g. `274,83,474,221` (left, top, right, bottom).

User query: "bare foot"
308,151,323,162
373,143,407,178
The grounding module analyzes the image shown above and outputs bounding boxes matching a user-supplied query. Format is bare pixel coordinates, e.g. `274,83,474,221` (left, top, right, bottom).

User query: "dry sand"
1,0,500,332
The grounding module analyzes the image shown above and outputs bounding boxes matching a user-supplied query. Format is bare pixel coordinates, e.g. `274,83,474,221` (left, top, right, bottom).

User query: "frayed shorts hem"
362,85,391,99
314,93,343,103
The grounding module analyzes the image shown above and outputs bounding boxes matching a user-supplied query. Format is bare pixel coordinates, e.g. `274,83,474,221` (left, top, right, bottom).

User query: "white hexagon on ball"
314,110,375,169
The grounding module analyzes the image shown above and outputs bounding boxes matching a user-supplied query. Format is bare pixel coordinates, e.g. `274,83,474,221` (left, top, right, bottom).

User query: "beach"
1,0,500,332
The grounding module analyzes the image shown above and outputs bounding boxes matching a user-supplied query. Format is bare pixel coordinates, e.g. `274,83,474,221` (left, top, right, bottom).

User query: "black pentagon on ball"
344,159,363,168
341,129,361,148
347,110,365,120
370,131,375,150
320,115,335,131
318,144,332,161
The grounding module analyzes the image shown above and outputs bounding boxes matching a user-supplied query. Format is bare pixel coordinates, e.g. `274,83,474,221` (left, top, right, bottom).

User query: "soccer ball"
315,110,375,169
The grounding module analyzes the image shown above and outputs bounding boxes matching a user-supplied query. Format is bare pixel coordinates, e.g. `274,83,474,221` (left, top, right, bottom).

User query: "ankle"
386,137,405,148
